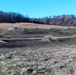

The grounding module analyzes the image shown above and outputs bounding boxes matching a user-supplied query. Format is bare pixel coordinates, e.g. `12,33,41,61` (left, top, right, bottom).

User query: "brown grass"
0,23,76,29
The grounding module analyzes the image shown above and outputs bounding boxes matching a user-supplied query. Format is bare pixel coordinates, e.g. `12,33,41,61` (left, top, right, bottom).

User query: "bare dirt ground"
0,23,76,75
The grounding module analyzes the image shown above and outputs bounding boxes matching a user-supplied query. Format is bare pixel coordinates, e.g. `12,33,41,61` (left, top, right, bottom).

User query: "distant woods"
0,11,76,26
0,11,30,23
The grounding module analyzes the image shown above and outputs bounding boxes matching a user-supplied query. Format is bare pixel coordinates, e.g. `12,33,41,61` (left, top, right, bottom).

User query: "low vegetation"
0,27,76,47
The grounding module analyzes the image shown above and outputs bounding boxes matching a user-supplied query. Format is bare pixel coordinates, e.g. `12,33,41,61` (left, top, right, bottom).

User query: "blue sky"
0,0,76,18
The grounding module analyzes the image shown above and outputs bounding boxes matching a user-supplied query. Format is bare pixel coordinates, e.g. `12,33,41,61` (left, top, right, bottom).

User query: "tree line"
0,11,76,26
0,11,30,23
